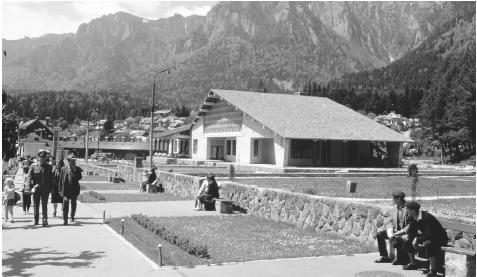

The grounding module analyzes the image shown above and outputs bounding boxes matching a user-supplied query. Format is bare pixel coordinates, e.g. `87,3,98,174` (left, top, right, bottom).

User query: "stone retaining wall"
77,163,475,249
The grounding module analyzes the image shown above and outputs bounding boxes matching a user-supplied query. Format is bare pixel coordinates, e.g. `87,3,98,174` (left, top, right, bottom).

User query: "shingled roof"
200,89,412,142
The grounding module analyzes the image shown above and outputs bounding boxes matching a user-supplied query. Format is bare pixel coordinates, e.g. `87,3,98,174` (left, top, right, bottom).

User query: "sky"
1,1,217,40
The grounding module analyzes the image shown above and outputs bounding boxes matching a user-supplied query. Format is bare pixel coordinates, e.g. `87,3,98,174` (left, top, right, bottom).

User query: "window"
253,139,259,156
226,140,232,155
290,140,313,159
232,140,236,155
193,139,198,154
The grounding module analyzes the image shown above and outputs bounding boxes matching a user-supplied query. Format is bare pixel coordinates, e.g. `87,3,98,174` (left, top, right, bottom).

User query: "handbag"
13,191,21,203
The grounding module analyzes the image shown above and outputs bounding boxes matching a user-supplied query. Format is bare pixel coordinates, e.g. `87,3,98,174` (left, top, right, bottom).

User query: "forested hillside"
302,10,475,161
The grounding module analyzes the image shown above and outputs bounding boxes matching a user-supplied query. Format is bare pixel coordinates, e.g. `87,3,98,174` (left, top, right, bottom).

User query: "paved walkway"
84,200,224,218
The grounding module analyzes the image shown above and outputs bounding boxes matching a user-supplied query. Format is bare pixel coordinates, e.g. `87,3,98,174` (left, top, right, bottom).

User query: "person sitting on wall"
199,174,220,211
402,201,448,277
193,174,219,211
375,191,410,265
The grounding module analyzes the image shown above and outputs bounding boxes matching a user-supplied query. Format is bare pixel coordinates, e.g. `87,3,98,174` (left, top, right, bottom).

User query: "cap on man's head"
405,201,421,210
392,191,405,199
206,173,215,181
37,149,50,157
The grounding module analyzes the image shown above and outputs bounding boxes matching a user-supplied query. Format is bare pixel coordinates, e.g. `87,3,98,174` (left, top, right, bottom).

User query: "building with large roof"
191,89,413,167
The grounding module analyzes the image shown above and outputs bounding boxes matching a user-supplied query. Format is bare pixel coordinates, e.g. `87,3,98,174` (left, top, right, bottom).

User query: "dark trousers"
33,193,49,224
22,193,32,212
377,230,408,262
63,196,77,221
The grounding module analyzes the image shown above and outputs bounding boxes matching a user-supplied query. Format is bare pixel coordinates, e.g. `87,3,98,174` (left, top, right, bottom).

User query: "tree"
2,90,19,160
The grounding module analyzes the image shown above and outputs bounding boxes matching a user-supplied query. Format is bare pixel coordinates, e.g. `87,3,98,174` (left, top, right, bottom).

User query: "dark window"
226,140,231,155
232,140,236,155
193,139,198,154
253,140,259,156
291,140,313,159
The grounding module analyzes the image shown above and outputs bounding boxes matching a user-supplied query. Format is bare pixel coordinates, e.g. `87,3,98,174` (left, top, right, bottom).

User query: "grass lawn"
80,191,184,203
107,218,207,267
233,176,475,198
111,215,375,266
367,198,476,219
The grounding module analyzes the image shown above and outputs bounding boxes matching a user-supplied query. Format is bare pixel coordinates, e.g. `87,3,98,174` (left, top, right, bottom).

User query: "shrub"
131,214,209,258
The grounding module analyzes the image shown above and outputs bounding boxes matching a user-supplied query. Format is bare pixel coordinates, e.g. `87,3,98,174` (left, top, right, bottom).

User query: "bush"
131,214,209,258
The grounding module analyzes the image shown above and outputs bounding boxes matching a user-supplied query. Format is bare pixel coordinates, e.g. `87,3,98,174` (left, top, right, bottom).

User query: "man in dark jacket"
27,149,54,226
59,155,82,225
403,201,448,277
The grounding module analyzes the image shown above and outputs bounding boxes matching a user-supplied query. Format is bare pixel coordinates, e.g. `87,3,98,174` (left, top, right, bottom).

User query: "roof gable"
201,89,412,142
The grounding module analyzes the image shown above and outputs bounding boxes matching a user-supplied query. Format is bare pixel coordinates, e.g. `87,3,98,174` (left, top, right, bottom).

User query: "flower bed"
141,215,375,264
131,214,209,258
107,218,207,267
80,191,107,203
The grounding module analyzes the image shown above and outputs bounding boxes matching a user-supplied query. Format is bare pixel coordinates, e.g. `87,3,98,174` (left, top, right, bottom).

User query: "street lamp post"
150,65,174,168
85,108,97,164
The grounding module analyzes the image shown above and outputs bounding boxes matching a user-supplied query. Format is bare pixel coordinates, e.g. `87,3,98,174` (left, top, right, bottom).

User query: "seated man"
375,191,409,265
403,201,448,277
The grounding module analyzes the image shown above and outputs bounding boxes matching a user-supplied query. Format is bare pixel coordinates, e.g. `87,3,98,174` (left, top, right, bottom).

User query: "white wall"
191,117,207,160
191,113,287,167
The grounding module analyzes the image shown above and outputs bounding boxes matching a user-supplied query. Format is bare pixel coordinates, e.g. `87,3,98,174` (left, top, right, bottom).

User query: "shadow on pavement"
2,247,106,277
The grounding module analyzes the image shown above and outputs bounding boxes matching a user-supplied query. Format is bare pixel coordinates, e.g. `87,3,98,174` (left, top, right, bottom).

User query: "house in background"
19,118,53,140
191,89,412,168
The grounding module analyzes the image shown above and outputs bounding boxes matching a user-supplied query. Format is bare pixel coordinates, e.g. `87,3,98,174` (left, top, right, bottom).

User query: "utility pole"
150,65,175,169
150,77,156,168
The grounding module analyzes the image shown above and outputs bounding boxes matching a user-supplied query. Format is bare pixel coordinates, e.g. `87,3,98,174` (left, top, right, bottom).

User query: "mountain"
329,7,476,93
2,2,473,106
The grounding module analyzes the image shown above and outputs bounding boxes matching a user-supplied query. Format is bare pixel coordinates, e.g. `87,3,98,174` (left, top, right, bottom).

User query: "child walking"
3,178,15,223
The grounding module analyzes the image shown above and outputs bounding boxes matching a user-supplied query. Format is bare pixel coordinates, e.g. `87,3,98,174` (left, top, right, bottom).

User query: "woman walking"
51,159,65,217
21,165,32,214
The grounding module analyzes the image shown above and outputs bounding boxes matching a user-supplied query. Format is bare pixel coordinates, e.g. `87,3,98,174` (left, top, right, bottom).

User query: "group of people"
140,167,219,211
375,191,449,277
3,149,83,226
193,173,219,211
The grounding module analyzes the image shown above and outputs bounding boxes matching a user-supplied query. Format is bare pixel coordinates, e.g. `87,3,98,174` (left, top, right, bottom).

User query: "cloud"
2,1,216,40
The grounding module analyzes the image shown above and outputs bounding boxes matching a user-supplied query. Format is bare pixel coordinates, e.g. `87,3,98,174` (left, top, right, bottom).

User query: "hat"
37,149,50,157
392,191,405,199
405,201,421,210
206,173,216,181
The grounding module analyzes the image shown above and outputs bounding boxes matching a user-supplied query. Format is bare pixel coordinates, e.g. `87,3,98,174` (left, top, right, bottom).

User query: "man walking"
403,201,448,277
375,191,409,265
27,149,54,226
59,155,82,225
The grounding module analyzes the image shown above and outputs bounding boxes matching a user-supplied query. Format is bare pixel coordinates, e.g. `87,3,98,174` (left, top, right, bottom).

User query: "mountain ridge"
2,1,472,106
